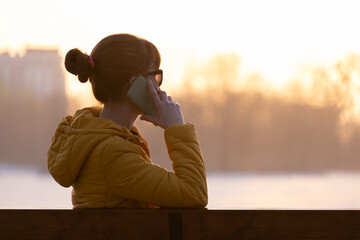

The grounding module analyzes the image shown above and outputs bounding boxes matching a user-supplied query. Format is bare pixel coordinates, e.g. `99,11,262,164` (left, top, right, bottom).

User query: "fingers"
167,96,179,105
147,79,161,107
158,90,168,101
147,78,169,103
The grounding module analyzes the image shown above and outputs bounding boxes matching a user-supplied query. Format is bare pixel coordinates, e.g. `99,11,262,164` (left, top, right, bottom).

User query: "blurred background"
1,0,360,209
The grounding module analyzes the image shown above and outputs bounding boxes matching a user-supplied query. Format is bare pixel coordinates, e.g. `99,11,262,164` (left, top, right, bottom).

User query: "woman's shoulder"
93,131,148,158
94,135,150,169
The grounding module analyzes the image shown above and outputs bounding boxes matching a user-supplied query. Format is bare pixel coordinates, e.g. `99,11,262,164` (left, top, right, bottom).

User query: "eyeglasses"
143,69,163,86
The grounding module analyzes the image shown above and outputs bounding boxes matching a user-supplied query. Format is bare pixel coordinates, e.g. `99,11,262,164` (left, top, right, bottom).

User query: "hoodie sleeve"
102,123,208,208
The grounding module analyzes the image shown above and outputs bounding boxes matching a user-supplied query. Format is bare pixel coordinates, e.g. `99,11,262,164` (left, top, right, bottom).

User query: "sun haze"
1,0,360,101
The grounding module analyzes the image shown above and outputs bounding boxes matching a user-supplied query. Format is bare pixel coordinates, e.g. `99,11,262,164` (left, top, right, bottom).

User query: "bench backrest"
0,209,359,239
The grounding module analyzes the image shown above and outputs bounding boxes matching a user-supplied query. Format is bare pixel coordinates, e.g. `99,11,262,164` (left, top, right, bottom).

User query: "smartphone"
127,75,156,115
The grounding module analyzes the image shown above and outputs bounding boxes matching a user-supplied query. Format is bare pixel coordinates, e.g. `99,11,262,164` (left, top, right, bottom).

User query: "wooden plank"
0,209,170,240
1,209,360,240
181,210,360,240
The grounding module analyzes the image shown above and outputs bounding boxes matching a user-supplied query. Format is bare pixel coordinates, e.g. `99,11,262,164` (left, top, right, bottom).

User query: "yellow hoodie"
47,107,208,208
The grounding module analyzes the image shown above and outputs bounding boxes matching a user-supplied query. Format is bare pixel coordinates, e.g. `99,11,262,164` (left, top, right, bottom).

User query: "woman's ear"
129,76,136,85
123,76,137,98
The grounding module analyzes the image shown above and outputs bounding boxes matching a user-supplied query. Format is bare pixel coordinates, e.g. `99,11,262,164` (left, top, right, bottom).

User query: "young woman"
47,34,208,208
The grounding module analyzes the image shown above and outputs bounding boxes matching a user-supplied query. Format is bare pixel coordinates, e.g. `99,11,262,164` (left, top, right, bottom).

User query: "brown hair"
64,34,161,103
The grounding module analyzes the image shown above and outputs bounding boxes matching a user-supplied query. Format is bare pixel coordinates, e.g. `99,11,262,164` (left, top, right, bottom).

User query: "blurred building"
0,48,67,170
0,49,65,98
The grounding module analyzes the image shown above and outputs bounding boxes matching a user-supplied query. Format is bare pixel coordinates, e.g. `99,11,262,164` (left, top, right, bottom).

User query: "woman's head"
64,34,161,103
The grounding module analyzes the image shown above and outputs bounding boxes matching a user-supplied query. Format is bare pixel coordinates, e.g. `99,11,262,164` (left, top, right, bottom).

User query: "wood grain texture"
0,209,359,240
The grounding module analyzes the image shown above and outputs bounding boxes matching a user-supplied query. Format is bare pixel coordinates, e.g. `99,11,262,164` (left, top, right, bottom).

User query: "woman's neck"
99,100,139,130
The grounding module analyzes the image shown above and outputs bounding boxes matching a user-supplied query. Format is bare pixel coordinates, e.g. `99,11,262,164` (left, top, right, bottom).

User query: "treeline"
137,54,360,171
1,51,360,172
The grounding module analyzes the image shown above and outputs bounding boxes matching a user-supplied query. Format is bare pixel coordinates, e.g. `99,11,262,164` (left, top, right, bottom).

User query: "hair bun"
64,48,93,83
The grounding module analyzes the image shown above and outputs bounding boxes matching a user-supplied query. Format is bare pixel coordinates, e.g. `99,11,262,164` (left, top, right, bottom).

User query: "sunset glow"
1,1,360,85
1,0,360,122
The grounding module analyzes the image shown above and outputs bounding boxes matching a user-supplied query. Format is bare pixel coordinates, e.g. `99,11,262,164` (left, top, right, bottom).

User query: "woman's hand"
140,79,184,129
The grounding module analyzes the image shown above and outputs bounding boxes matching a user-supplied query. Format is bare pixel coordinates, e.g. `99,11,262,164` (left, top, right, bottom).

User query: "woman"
47,34,208,208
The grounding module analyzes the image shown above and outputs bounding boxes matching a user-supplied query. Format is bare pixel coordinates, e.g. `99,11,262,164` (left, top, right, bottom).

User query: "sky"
1,0,360,90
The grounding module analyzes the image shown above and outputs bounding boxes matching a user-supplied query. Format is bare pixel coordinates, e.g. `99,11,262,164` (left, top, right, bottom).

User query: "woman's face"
126,66,161,115
143,64,162,91
145,76,160,92
129,64,159,88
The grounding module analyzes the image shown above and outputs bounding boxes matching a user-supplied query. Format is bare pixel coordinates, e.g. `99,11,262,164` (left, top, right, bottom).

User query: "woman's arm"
101,124,207,208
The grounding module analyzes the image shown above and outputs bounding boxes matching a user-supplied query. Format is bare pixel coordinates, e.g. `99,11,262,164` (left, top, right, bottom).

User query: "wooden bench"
1,209,359,239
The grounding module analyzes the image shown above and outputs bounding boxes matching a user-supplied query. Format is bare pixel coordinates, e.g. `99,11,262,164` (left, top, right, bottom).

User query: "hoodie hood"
47,107,146,187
